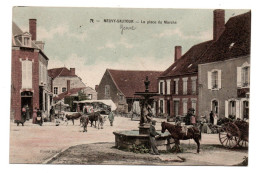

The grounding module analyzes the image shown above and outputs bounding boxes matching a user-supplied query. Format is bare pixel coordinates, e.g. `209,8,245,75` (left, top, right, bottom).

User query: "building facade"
97,69,162,113
156,9,227,119
48,67,86,96
198,11,251,121
11,19,52,121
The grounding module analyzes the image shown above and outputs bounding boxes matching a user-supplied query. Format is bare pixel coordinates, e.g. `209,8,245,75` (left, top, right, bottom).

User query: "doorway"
21,91,33,119
212,100,219,114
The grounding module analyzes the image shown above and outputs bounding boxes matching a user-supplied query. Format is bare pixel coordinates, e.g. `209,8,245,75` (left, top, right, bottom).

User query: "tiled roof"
107,69,162,98
12,22,49,60
160,11,251,78
48,67,77,79
53,87,85,101
160,40,213,77
12,22,39,49
198,11,251,64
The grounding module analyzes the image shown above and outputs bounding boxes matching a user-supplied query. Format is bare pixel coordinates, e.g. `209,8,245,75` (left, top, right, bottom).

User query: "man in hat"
149,120,161,155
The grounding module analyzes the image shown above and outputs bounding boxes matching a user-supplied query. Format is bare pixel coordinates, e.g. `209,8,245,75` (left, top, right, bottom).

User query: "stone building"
48,67,86,96
156,10,226,118
198,11,251,120
97,69,162,113
11,19,52,121
49,67,97,110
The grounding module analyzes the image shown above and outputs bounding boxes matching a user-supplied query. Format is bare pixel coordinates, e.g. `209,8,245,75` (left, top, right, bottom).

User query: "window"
183,100,188,115
62,87,67,93
119,95,124,101
242,67,249,87
54,87,58,95
22,60,32,89
191,77,197,94
159,100,164,113
237,63,250,88
173,79,179,95
243,101,249,119
88,94,92,100
229,101,236,116
192,101,196,115
212,71,218,89
183,78,188,95
105,85,110,97
208,70,221,90
159,81,164,95
24,37,30,46
174,101,179,116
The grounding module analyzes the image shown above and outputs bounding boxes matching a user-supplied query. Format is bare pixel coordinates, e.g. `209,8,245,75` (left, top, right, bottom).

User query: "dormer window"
16,32,32,47
23,36,30,46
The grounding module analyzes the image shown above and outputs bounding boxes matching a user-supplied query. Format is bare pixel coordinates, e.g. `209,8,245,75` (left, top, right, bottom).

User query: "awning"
73,99,117,111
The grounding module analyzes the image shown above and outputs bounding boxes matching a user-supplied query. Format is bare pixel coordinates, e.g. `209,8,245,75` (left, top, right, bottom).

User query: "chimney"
67,80,71,93
174,46,182,62
213,9,225,41
29,19,37,41
95,85,99,91
70,68,75,75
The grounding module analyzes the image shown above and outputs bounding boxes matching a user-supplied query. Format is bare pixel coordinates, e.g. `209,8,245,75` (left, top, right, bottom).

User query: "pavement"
9,116,248,165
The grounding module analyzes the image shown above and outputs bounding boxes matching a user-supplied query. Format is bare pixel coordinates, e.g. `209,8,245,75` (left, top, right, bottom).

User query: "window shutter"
167,80,170,95
236,100,240,119
27,61,32,89
41,63,44,83
237,67,242,87
225,101,229,118
163,82,165,95
208,71,212,89
158,82,160,94
248,67,250,85
162,100,165,113
218,70,221,89
22,61,26,88
44,65,47,84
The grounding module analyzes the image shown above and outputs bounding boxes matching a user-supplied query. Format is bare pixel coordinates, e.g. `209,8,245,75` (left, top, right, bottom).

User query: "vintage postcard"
10,7,250,166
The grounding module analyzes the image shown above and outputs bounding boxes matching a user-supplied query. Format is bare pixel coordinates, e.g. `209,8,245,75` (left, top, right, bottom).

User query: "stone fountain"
113,76,170,149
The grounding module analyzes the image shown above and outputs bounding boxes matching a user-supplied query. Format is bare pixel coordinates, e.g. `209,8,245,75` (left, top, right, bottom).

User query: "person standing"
49,106,54,122
36,109,43,126
32,107,37,124
108,108,114,126
213,114,218,125
210,111,214,124
149,120,161,155
26,105,30,120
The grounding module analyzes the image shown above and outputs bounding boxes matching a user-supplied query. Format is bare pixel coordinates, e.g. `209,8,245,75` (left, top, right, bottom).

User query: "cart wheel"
238,140,248,148
219,122,240,148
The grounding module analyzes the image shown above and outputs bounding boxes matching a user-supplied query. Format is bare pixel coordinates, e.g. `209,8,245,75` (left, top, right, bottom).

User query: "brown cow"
65,112,82,125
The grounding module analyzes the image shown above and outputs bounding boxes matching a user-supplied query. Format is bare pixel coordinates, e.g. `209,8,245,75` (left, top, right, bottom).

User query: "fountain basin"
113,130,171,150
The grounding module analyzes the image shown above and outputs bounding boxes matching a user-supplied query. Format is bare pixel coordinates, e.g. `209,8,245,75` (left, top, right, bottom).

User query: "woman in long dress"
213,114,218,125
32,107,37,124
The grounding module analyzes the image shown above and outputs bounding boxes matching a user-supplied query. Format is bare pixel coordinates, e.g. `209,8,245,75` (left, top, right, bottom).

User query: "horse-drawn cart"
219,119,249,148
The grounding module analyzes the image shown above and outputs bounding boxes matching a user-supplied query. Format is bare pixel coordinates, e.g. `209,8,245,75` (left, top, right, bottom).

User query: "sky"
12,7,249,88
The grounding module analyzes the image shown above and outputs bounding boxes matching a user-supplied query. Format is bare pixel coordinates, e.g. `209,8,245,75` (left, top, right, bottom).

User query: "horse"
65,112,82,125
161,121,202,153
88,111,100,128
80,115,89,132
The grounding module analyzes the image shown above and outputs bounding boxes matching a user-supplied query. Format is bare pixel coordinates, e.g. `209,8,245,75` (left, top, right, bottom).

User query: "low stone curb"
42,147,70,164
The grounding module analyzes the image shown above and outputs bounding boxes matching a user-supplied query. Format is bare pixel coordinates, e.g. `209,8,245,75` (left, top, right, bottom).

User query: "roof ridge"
107,68,163,72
